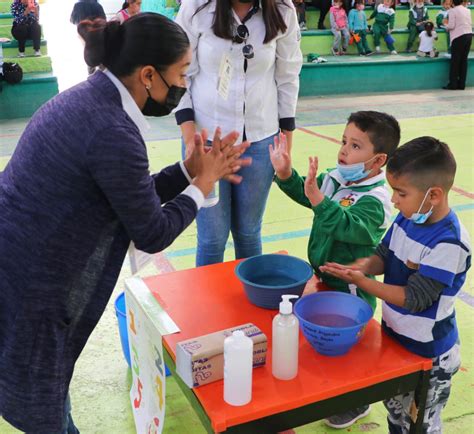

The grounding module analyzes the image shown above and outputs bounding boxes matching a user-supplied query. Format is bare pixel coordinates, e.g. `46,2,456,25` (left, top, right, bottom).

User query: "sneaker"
299,21,307,31
18,52,25,58
444,53,452,59
331,47,340,56
365,50,373,56
325,405,371,429
391,50,398,55
34,50,41,57
375,46,381,53
341,48,347,55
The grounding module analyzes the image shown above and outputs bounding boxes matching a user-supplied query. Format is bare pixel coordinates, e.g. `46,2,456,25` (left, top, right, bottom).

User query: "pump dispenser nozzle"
279,294,299,314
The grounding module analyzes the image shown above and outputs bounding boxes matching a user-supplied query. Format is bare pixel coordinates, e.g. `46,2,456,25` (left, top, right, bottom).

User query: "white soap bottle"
272,294,299,380
223,330,253,406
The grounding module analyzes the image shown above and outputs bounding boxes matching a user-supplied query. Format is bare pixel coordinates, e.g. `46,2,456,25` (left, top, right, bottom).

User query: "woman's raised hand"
186,128,252,197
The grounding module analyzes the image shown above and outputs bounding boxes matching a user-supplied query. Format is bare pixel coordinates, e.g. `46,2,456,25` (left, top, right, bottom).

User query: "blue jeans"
182,132,277,266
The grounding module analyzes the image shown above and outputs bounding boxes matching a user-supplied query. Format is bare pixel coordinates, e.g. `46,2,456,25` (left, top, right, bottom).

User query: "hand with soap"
185,128,252,198
184,127,252,184
269,132,292,180
304,156,325,207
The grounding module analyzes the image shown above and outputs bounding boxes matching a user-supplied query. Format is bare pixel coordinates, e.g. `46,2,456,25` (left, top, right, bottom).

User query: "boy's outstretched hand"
269,132,292,180
319,262,365,286
304,156,324,206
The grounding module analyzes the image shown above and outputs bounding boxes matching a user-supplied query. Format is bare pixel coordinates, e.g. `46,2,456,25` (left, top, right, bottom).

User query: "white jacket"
174,0,303,142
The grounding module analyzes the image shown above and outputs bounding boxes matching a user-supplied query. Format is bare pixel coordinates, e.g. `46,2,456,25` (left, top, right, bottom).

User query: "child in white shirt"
417,21,439,57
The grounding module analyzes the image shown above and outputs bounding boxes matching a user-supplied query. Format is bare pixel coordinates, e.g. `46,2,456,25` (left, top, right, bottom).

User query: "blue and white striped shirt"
381,210,471,358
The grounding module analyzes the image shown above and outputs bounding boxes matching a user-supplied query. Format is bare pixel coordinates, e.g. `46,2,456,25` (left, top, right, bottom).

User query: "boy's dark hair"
387,136,456,191
354,0,364,5
347,111,401,160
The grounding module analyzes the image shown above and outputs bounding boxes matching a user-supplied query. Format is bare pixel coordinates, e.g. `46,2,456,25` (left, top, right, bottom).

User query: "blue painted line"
458,290,474,308
166,203,474,259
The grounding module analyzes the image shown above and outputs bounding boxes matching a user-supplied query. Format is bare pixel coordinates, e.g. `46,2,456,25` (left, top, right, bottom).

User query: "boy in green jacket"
369,0,397,54
407,0,429,52
269,111,401,314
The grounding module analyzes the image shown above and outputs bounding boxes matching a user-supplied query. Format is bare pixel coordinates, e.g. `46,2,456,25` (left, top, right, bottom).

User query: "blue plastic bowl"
115,292,132,367
294,291,374,356
115,292,171,375
235,254,313,309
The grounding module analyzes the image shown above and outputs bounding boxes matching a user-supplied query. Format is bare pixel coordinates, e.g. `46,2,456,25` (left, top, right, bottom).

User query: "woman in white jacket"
175,0,302,266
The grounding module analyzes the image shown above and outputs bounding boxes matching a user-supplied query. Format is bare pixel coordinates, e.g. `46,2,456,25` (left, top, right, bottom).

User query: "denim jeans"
182,132,277,266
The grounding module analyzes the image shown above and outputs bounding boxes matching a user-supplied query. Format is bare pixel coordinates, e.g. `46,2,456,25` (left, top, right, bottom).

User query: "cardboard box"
176,323,267,388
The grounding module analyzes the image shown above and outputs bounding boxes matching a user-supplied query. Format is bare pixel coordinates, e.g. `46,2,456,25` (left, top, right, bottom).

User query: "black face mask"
142,72,186,117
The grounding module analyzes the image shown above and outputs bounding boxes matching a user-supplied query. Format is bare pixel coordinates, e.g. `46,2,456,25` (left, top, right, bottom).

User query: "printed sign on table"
125,289,166,434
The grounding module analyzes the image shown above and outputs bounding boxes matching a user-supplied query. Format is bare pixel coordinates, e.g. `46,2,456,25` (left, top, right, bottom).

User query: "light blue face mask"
410,189,433,224
336,155,377,182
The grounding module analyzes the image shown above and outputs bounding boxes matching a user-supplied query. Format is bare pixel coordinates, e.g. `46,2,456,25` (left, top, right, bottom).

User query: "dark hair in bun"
77,13,190,77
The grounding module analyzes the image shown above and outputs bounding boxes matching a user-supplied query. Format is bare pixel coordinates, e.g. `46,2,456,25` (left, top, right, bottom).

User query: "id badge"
217,52,233,100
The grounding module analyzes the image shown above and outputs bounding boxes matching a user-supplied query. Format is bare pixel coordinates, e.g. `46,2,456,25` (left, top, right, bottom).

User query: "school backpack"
1,62,23,84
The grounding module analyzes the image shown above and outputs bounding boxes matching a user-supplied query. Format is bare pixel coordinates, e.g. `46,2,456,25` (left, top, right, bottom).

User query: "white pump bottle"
272,294,299,380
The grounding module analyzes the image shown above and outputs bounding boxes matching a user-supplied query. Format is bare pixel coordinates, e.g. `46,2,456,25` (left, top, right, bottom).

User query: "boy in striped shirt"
322,137,471,432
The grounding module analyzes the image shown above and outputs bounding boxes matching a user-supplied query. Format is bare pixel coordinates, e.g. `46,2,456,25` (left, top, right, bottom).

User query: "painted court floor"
0,89,473,433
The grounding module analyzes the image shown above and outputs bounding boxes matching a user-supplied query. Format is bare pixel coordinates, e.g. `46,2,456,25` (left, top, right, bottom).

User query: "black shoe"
442,85,457,90
325,406,371,429
318,23,326,30
365,50,374,56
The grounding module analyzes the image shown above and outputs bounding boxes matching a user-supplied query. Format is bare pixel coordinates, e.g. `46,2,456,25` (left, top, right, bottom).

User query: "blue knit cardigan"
0,71,197,431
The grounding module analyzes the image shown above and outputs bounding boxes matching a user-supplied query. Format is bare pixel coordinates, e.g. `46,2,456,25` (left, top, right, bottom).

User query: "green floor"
0,91,473,433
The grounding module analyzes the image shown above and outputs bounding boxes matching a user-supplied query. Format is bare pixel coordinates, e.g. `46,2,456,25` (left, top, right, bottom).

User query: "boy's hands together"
319,262,366,286
304,156,324,206
269,132,292,180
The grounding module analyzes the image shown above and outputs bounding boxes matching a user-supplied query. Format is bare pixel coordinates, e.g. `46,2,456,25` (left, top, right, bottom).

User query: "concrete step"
299,51,473,96
2,54,53,74
300,27,471,56
0,71,59,119
2,39,48,57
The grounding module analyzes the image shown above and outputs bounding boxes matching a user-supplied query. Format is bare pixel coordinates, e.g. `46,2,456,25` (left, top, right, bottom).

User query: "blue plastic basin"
115,292,171,375
235,254,313,309
294,291,374,356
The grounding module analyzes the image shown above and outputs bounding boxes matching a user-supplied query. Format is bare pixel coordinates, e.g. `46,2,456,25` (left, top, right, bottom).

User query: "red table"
143,259,432,433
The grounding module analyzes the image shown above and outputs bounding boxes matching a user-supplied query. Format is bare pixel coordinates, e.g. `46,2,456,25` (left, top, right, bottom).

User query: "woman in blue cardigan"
0,13,249,433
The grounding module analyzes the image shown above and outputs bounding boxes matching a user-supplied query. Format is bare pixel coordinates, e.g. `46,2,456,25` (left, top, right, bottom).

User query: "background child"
330,0,350,55
418,21,439,57
369,0,397,54
349,0,373,55
437,0,452,57
114,0,142,24
407,0,429,52
270,111,401,429
293,0,307,31
321,137,471,434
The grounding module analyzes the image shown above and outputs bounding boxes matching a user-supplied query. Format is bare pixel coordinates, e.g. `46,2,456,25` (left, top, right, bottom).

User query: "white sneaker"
375,46,381,53
391,50,398,55
18,52,25,58
444,53,451,59
34,50,41,57
299,21,307,31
